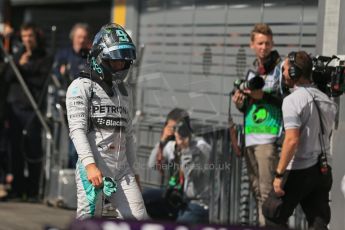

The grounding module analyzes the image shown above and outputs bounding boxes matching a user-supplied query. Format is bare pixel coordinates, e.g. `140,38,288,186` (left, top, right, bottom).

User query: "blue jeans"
176,202,209,224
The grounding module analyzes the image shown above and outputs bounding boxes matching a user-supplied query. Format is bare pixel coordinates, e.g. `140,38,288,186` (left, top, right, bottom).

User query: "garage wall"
136,0,318,128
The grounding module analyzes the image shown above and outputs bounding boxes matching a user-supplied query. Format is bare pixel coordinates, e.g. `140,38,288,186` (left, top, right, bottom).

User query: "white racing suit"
66,72,147,220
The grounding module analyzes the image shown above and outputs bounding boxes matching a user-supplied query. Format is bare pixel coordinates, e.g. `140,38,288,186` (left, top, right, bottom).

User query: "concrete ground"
0,201,75,230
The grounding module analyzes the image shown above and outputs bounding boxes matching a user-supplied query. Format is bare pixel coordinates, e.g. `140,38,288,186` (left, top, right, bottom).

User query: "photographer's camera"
174,120,192,138
232,70,265,94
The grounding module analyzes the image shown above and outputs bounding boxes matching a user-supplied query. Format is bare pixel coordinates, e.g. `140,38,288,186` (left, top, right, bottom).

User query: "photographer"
147,108,186,176
145,108,211,223
264,51,337,229
144,108,188,220
232,23,285,226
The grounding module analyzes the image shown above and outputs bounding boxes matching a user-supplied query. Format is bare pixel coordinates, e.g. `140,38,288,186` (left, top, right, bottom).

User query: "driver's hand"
86,163,103,188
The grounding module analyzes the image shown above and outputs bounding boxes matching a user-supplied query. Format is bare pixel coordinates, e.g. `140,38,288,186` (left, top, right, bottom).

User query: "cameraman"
232,23,285,226
265,51,337,229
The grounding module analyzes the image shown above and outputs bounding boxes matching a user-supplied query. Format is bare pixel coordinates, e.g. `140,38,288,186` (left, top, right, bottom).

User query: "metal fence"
207,126,257,225
138,121,308,228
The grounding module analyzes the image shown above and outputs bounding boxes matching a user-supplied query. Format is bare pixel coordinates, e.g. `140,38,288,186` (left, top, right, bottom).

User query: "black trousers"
267,163,332,229
0,126,11,183
142,187,179,221
8,105,43,198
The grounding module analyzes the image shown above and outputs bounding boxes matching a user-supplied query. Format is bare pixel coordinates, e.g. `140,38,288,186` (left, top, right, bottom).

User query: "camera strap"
304,88,328,174
254,50,281,75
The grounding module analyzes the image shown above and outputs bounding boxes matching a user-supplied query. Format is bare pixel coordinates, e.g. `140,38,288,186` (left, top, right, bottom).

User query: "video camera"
232,70,265,94
312,55,345,97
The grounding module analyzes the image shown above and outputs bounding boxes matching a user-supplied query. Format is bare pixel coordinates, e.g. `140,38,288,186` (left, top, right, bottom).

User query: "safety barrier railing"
137,121,308,228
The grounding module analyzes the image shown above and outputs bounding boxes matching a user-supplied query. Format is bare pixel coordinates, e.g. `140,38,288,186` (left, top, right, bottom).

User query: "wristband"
274,171,285,178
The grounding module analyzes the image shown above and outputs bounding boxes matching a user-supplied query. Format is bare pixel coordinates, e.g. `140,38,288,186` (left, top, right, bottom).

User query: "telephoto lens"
233,75,265,92
232,70,265,94
247,75,265,90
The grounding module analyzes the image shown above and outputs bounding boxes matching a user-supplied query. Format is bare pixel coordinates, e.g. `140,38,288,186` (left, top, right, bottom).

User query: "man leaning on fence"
264,51,337,230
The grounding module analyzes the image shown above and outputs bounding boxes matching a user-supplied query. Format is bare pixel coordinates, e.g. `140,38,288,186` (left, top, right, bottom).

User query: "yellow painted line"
113,0,126,26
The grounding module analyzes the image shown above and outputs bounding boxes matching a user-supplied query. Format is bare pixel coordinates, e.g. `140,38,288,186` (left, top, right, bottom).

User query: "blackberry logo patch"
92,117,127,130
